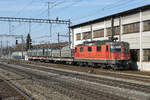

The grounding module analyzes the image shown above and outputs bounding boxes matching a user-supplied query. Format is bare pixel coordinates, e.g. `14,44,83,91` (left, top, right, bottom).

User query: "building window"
80,47,84,52
114,26,120,35
93,29,104,38
134,49,150,62
143,20,150,31
123,24,128,34
88,47,92,52
130,24,134,33
135,23,140,32
124,25,128,34
107,26,120,36
107,27,112,36
82,31,91,40
123,22,140,34
97,46,101,51
143,49,150,62
76,33,81,40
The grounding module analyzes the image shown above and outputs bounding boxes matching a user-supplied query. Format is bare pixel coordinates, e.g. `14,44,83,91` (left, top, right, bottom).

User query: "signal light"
16,40,18,45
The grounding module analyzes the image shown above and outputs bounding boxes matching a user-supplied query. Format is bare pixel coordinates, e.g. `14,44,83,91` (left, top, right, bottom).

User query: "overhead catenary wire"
12,0,35,34
71,0,148,21
65,0,149,43
15,0,35,17
5,0,75,45
1,0,149,47
30,0,67,32
14,7,47,35
52,0,86,14
33,0,66,18
75,0,148,40
46,0,69,43
71,0,133,20
13,0,59,35
32,24,68,43
30,0,69,43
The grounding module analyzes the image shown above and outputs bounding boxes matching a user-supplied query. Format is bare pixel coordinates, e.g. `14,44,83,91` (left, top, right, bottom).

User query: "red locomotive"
74,40,130,70
28,40,131,70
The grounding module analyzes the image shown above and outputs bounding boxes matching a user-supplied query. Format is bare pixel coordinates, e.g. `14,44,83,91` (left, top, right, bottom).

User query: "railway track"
2,59,150,78
0,62,129,100
11,62,150,93
93,70,150,82
0,78,32,100
30,61,150,82
8,59,150,81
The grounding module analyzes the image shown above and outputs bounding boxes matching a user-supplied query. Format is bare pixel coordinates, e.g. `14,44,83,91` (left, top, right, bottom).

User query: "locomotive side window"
88,47,92,52
97,46,101,51
80,47,84,52
106,45,109,52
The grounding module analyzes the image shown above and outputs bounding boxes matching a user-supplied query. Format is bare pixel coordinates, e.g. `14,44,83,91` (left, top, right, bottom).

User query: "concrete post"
91,24,93,41
119,16,123,42
21,35,24,59
140,9,143,70
71,28,74,49
0,40,2,57
104,20,107,38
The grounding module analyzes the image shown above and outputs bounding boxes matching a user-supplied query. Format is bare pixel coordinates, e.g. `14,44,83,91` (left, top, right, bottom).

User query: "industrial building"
70,4,150,71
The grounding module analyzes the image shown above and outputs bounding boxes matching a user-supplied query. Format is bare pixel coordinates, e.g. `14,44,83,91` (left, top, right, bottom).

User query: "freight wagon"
28,46,74,63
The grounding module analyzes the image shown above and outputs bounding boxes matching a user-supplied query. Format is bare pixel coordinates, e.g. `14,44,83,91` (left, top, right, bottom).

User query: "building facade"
71,4,150,71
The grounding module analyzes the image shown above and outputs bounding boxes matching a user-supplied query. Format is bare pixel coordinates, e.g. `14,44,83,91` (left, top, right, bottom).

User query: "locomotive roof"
76,40,126,46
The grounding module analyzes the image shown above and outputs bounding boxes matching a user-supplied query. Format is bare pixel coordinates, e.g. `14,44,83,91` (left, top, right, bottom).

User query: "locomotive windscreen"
110,43,121,52
110,42,130,52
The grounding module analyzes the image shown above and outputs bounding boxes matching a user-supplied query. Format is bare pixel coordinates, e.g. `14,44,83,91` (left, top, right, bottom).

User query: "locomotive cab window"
88,47,92,52
97,46,101,52
80,47,84,52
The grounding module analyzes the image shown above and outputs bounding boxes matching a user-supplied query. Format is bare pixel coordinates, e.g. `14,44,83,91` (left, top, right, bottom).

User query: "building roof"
70,4,150,29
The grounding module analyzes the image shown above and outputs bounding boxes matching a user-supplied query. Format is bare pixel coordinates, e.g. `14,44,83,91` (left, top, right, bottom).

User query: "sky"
0,0,150,46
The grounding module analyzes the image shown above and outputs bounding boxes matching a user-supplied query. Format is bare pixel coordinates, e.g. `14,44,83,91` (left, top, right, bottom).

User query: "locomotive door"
105,45,110,59
75,47,79,58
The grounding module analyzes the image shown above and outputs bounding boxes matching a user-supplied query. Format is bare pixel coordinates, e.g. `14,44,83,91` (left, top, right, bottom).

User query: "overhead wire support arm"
0,34,23,38
0,17,72,48
0,17,70,24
